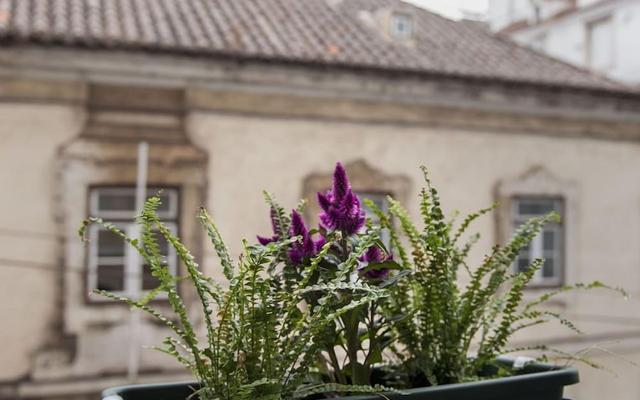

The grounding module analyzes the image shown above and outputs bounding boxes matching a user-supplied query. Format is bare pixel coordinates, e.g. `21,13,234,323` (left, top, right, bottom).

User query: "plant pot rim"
102,357,579,400
339,358,579,399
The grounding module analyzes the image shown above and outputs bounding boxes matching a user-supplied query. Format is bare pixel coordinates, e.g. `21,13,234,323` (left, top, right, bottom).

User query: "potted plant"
92,163,621,400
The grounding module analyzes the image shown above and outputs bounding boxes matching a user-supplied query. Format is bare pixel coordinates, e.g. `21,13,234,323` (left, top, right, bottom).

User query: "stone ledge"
0,78,85,104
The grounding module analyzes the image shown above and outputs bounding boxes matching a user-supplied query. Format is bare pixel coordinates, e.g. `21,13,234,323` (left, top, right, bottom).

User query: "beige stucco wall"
0,103,82,380
189,112,640,292
0,72,639,399
189,111,640,400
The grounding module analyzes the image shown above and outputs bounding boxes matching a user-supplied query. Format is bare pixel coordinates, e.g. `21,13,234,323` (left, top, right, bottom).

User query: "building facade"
1,0,640,399
489,0,640,84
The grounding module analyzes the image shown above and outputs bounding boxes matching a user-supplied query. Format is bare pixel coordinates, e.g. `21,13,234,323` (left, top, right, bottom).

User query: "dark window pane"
543,258,555,278
518,243,530,257
358,193,388,217
98,193,135,212
142,265,161,290
98,230,125,257
518,200,557,216
543,230,555,251
155,193,171,212
516,242,530,273
97,264,125,291
517,257,530,273
158,233,169,255
365,196,386,212
146,192,171,212
148,231,169,255
357,192,391,249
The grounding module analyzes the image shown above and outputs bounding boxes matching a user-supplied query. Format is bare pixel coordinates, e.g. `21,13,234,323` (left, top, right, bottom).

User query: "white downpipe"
128,142,149,382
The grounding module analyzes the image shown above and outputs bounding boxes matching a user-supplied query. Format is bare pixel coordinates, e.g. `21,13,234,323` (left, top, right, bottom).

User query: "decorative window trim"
33,83,207,381
390,12,413,40
496,166,578,290
57,139,206,328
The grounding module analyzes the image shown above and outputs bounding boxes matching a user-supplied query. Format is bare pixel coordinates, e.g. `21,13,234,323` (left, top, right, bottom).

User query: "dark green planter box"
102,359,578,400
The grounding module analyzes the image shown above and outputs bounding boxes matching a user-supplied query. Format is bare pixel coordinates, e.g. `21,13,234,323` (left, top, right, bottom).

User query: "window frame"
390,12,413,39
86,186,180,302
511,196,565,288
586,15,615,72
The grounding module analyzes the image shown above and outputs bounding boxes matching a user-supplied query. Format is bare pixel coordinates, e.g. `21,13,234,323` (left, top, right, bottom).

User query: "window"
533,4,541,23
587,16,614,72
512,197,564,287
87,187,179,299
358,192,391,249
506,0,514,22
390,13,413,39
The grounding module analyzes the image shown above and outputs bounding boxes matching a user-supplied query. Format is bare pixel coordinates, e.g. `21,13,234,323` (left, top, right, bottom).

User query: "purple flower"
359,246,392,280
257,234,278,245
317,162,365,236
288,210,325,264
257,207,280,245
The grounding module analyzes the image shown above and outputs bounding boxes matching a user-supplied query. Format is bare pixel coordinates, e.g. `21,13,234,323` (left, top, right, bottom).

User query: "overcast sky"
406,0,489,20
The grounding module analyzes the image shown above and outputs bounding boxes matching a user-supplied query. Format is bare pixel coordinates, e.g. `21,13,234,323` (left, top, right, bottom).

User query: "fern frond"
263,191,291,238
199,208,234,281
452,204,495,245
475,259,544,367
293,383,403,399
525,281,628,311
93,289,184,337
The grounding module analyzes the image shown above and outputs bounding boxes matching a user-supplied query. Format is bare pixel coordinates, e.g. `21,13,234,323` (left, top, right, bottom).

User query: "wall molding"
1,48,640,142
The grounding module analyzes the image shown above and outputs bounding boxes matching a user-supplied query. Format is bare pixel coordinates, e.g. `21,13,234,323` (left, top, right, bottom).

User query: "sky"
406,0,489,20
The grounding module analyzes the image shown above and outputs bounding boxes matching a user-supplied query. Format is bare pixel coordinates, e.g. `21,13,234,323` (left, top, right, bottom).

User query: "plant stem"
328,346,347,384
343,310,364,385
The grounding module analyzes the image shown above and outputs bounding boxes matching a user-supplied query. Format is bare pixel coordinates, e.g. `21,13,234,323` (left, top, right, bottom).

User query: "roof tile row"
0,0,628,92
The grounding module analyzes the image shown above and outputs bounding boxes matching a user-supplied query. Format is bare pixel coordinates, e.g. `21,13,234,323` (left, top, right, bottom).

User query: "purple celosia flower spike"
290,210,308,239
361,246,386,264
332,162,350,201
257,235,277,245
288,210,324,264
359,246,392,280
317,162,366,236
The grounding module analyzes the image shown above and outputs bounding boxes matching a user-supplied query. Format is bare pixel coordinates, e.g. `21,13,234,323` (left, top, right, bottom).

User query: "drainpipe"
127,141,148,382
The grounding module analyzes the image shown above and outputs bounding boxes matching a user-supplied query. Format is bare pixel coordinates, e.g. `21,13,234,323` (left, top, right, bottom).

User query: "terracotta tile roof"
0,0,629,92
